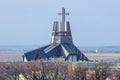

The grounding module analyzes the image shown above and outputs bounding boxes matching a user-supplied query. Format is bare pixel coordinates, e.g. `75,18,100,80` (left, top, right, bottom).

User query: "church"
23,8,88,62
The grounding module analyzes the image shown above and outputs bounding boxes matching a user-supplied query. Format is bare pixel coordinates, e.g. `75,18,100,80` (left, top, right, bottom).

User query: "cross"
58,7,69,22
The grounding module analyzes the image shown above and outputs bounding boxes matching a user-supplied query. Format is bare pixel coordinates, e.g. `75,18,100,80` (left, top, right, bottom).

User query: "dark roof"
24,44,88,61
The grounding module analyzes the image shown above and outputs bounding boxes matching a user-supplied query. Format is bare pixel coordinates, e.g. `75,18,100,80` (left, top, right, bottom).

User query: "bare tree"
5,62,23,80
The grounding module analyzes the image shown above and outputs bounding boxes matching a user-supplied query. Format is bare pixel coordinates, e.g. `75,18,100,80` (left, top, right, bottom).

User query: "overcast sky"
0,0,120,46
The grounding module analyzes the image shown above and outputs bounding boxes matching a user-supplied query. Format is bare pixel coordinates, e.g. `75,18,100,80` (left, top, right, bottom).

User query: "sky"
0,0,120,46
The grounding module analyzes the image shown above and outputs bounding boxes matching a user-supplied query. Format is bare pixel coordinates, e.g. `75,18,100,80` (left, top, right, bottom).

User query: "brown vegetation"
0,61,120,80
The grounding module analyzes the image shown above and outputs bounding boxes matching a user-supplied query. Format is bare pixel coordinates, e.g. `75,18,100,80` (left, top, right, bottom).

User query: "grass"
85,53,120,57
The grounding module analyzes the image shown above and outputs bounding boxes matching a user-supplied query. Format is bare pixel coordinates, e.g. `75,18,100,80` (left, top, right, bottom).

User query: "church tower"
23,8,88,62
51,8,73,44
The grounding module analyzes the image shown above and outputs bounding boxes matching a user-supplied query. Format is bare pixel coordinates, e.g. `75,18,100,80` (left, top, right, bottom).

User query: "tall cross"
58,7,69,22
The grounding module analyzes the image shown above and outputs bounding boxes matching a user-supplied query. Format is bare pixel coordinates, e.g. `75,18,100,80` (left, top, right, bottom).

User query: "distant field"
0,51,120,62
0,51,24,62
85,53,120,61
85,53,120,57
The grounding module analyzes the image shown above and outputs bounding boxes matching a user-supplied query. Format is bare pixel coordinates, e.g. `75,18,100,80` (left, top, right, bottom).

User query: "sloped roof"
24,44,88,61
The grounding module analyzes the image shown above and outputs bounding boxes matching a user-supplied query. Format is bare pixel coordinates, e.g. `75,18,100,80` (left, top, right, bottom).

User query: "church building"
23,8,88,62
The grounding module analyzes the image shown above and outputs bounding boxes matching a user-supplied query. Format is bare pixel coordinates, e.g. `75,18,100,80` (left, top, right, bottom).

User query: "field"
0,51,24,62
85,53,120,61
0,51,120,62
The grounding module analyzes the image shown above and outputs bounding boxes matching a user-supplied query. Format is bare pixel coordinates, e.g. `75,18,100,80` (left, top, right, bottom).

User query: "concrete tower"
51,8,73,44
